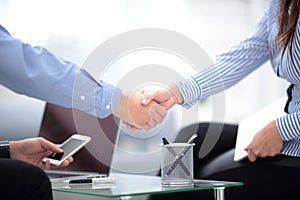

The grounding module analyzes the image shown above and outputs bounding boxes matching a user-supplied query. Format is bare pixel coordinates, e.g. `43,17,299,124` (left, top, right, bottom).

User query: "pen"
166,134,197,176
69,179,93,184
162,137,190,176
68,176,116,184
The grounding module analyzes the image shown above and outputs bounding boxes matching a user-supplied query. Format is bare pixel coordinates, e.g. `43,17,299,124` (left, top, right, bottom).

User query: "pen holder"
160,143,194,187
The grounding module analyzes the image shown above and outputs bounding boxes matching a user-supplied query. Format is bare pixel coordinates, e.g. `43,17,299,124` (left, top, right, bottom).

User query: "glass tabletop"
51,173,243,198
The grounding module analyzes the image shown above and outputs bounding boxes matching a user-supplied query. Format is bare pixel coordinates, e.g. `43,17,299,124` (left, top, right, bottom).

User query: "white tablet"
234,97,286,161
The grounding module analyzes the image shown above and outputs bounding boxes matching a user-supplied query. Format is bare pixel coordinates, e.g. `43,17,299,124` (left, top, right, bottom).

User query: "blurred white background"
0,0,289,180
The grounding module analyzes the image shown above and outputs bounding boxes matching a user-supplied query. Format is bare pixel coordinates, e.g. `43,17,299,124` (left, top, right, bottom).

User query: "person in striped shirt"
143,0,300,199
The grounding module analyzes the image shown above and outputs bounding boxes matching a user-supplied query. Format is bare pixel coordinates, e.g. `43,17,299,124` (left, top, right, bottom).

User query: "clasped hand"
118,85,182,131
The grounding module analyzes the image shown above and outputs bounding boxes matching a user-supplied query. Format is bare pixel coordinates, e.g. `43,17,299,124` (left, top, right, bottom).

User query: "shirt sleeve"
0,25,121,119
276,112,300,141
177,5,271,108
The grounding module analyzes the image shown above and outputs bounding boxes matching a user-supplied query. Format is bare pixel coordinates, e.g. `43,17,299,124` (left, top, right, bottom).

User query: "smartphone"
43,134,91,166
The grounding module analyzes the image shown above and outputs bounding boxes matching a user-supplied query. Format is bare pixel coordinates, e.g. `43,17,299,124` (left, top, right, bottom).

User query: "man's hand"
10,137,73,170
245,120,284,162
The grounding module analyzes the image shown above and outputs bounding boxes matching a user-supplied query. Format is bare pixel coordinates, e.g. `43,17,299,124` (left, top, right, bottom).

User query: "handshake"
113,85,184,131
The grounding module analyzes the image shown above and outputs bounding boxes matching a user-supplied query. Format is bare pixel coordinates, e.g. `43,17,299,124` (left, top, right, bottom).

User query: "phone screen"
47,138,84,161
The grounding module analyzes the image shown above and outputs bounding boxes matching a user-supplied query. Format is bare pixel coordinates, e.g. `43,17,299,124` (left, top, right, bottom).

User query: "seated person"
0,137,73,200
140,0,300,199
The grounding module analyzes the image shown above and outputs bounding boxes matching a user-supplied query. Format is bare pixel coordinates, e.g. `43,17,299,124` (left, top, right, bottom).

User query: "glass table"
51,173,242,200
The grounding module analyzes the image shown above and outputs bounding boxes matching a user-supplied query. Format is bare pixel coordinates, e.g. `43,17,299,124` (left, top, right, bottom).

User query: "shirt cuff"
95,80,121,119
176,74,209,108
72,69,121,119
276,112,300,141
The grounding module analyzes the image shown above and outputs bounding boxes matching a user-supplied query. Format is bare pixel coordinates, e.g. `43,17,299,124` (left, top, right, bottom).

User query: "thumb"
40,138,63,153
141,90,157,105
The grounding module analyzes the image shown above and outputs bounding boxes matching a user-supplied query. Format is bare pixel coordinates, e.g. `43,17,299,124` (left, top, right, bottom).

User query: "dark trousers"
0,159,52,200
149,122,300,200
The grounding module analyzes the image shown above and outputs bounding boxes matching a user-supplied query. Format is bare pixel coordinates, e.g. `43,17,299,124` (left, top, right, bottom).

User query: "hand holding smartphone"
43,134,91,166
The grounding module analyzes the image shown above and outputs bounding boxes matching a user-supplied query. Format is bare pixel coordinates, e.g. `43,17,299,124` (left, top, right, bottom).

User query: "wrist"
0,140,11,159
113,93,129,120
169,84,184,104
8,141,18,159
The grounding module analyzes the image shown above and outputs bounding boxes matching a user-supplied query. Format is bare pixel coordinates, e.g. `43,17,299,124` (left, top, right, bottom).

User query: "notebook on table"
38,103,119,179
234,97,287,162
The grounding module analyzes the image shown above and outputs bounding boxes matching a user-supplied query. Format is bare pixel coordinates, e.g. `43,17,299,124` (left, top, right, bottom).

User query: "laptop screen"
39,103,119,174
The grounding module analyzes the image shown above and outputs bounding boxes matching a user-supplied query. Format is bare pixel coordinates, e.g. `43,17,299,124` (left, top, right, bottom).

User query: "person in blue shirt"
0,25,166,130
0,24,167,199
141,0,300,199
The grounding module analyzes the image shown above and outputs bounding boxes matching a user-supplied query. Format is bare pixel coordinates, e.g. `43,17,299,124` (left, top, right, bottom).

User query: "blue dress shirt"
0,25,121,119
177,0,300,157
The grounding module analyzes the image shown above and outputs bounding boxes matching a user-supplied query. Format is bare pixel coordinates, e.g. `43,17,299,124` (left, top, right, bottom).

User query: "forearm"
177,43,269,108
177,9,270,108
0,25,121,118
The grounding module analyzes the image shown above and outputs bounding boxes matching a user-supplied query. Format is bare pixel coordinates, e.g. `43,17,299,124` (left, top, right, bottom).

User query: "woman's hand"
245,120,284,162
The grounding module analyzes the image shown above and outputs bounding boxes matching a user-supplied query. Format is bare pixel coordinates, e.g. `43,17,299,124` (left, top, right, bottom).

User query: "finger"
146,118,157,129
126,124,136,131
58,157,73,168
39,138,63,153
141,97,151,105
156,106,167,119
128,126,138,131
124,122,140,131
149,106,160,123
138,88,145,94
60,160,70,167
244,146,249,152
144,125,152,130
151,112,162,124
149,105,167,122
149,108,165,124
66,156,74,163
247,150,257,162
43,160,52,170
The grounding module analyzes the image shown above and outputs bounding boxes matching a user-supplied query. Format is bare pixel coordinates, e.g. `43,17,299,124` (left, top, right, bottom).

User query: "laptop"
38,103,119,179
234,97,287,161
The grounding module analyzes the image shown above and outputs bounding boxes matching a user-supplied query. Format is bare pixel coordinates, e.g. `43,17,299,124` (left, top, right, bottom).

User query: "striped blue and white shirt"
177,0,300,157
